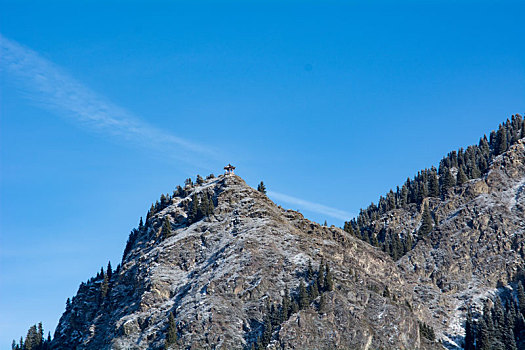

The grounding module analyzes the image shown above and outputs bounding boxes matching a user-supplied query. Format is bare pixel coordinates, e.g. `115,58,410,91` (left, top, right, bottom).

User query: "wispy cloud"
1,34,352,221
267,191,353,221
0,34,220,169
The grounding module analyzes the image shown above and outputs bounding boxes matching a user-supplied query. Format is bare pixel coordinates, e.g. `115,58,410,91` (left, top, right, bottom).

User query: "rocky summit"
38,118,525,350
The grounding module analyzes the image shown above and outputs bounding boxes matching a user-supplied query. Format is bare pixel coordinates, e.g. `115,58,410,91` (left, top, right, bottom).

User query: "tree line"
123,174,217,261
344,114,525,260
11,323,51,350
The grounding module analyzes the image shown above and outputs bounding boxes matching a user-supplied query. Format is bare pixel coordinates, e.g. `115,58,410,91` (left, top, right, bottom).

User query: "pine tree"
400,185,408,207
162,219,172,238
298,281,308,309
309,281,319,300
189,194,199,223
196,174,204,185
149,204,155,217
24,325,38,350
269,303,280,329
495,125,508,155
440,169,455,197
138,217,144,230
324,265,334,291
418,322,435,341
502,314,518,350
160,193,167,208
107,261,112,280
262,313,272,344
316,263,325,292
404,233,414,254
166,312,178,348
207,193,215,215
470,163,482,178
307,261,313,280
199,194,209,218
37,322,44,347
418,203,433,236
478,303,493,350
518,281,525,317
174,185,183,197
281,288,290,321
456,167,468,185
507,299,517,332
257,181,266,194
493,297,506,341
100,273,109,300
428,171,439,197
464,310,475,350
46,332,52,346
343,222,355,236
370,233,379,247
319,292,326,313
290,299,299,314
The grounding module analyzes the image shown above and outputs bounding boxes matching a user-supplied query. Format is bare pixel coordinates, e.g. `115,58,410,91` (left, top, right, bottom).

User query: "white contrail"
0,34,220,169
1,34,351,220
268,191,352,221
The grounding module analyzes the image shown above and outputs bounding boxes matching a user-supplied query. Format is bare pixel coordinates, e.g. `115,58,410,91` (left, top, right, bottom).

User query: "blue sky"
1,0,524,346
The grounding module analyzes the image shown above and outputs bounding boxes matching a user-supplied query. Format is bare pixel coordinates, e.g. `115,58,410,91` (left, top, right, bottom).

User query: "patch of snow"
290,253,309,266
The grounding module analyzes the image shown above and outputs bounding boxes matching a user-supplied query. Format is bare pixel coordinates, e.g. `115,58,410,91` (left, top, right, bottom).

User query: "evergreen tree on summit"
107,261,112,279
456,166,468,186
495,125,508,155
428,171,439,197
257,181,266,194
440,169,455,196
196,174,204,185
189,194,199,222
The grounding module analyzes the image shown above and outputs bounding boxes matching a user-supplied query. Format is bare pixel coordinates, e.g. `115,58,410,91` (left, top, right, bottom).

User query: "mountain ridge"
13,115,525,350
50,174,439,349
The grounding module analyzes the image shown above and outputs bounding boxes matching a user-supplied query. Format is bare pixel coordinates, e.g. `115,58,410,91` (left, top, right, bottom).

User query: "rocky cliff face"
51,139,524,350
52,174,441,350
362,138,525,349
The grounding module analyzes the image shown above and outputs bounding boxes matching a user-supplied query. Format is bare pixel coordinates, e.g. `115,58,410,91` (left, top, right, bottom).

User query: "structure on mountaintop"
224,163,236,175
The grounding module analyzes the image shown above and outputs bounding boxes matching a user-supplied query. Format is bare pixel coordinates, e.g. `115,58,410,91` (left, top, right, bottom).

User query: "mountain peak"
52,170,442,349
47,116,525,350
